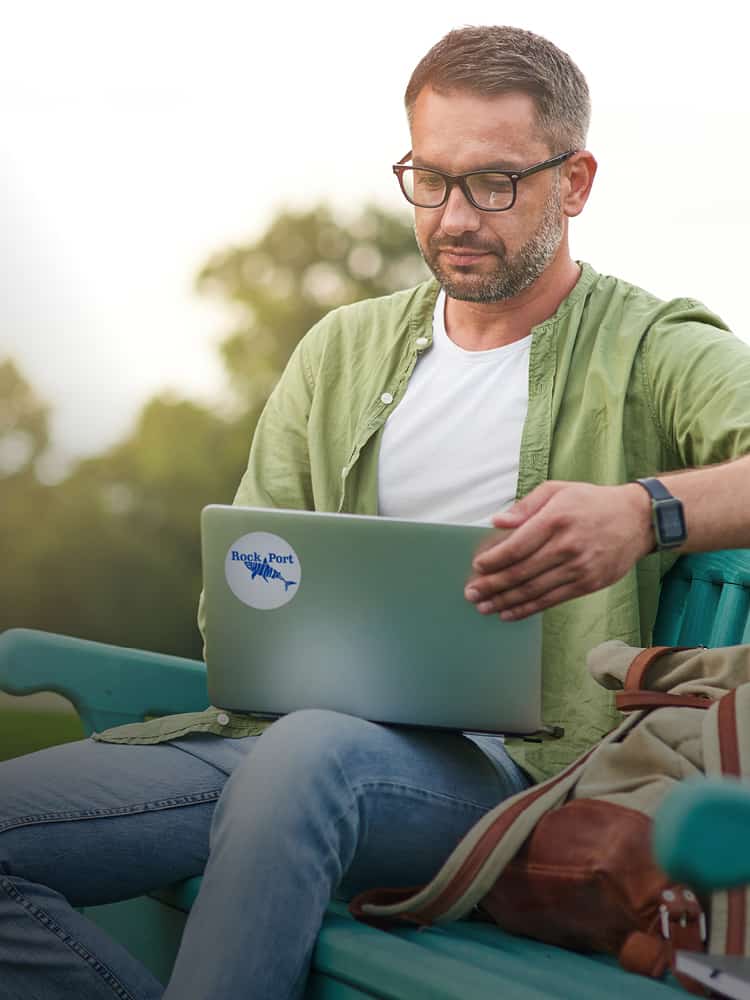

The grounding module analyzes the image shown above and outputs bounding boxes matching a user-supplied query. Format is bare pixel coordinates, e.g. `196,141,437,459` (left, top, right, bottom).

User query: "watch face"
655,500,686,544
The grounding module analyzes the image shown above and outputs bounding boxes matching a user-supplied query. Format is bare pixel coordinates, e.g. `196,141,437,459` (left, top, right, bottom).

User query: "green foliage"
0,708,84,762
0,396,256,659
198,203,426,407
1,202,425,663
0,359,49,477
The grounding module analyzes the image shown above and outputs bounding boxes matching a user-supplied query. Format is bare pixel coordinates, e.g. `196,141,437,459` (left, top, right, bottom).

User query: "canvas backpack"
350,642,750,994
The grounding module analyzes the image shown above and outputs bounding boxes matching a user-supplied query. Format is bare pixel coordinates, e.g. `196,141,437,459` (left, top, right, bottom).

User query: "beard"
415,177,564,303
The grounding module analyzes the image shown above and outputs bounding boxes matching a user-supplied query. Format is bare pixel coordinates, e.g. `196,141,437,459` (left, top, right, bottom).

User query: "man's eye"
414,172,444,190
470,174,514,197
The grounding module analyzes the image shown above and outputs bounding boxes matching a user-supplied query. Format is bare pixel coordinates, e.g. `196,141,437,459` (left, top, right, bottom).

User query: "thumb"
491,480,564,527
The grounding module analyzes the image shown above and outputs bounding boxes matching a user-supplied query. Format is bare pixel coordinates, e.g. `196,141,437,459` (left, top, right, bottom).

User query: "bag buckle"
659,888,707,943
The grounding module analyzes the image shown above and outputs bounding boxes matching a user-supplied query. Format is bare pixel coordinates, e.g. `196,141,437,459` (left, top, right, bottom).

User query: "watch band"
634,477,687,551
636,477,672,502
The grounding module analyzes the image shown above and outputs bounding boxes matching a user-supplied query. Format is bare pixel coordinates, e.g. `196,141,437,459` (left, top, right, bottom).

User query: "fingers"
464,481,642,618
490,508,526,529
489,480,567,532
466,562,583,620
467,542,566,601
473,501,562,575
497,581,588,621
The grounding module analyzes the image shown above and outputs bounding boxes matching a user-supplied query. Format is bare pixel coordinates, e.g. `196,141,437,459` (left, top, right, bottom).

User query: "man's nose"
439,183,482,236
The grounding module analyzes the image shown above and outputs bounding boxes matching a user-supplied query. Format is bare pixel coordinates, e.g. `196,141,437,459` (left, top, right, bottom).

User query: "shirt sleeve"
641,300,750,468
232,335,317,512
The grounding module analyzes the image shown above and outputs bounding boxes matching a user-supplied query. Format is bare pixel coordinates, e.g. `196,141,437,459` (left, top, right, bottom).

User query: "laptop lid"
201,505,542,735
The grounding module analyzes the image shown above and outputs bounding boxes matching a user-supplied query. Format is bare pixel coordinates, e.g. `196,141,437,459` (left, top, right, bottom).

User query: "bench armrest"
653,778,750,891
0,628,208,735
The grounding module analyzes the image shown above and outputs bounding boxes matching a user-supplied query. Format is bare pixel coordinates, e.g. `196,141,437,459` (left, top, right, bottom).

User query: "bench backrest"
653,550,750,648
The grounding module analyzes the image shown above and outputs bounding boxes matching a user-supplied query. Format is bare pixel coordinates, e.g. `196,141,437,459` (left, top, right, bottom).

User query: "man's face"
410,87,566,302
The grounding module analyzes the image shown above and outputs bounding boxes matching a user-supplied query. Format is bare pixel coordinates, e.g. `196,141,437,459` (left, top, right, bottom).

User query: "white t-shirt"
377,290,530,526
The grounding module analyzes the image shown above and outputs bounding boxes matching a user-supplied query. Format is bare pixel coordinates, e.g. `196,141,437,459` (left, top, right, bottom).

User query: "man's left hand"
464,481,655,620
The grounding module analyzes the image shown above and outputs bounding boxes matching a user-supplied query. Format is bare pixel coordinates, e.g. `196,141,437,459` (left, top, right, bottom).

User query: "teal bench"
2,549,750,997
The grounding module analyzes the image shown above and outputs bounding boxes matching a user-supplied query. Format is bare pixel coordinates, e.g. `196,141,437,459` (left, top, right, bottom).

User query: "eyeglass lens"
402,168,515,210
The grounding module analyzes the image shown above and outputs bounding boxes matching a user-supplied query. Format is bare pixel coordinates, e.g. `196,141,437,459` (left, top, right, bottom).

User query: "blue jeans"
0,709,529,999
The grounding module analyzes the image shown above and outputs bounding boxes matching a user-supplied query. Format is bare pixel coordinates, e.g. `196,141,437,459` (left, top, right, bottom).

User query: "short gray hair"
405,26,591,152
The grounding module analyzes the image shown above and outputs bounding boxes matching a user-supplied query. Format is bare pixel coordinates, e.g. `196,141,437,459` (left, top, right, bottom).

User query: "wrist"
623,483,656,557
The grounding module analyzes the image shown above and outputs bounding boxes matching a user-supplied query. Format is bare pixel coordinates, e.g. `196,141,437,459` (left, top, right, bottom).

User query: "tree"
1,202,427,656
197,203,427,409
0,362,56,633
0,394,256,658
0,359,49,479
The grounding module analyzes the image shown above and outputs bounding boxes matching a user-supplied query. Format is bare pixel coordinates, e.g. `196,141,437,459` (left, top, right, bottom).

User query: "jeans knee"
263,707,369,760
222,709,375,811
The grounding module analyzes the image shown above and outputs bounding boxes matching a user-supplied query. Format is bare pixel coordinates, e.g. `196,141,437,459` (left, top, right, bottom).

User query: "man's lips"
439,248,492,265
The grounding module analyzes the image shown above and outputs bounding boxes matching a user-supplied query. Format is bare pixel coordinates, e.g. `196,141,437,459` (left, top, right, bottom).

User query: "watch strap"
634,477,687,551
635,477,672,502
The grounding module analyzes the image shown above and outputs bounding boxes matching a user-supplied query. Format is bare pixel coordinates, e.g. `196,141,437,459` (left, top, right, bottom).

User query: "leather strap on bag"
718,690,742,778
616,691,712,712
352,645,750,993
351,735,611,926
717,689,747,957
617,646,709,712
624,646,699,693
418,748,603,923
662,686,749,994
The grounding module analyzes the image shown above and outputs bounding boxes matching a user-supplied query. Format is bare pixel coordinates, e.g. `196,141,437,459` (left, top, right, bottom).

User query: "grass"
0,709,85,762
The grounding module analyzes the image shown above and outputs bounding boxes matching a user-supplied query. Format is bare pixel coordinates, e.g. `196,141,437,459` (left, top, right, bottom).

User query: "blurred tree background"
0,203,427,759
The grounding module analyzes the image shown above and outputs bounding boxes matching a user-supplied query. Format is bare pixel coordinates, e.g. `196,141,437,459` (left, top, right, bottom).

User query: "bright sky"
2,0,749,471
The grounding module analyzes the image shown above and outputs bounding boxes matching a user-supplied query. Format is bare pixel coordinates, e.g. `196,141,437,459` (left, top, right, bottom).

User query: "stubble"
416,175,564,303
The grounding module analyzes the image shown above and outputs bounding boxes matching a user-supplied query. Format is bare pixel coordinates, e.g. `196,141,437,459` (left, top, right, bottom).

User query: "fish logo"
242,554,297,592
225,531,302,610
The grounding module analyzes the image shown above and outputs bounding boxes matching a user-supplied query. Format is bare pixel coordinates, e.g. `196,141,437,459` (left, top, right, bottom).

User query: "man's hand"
464,481,654,620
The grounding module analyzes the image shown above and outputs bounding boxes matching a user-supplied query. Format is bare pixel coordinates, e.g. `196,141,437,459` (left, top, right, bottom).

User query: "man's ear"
562,151,597,218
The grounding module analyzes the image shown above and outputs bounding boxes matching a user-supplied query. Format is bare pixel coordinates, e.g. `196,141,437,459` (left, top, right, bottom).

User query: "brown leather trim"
617,890,709,991
623,646,697,692
624,647,672,692
718,690,746,954
412,742,601,923
351,744,600,926
727,887,746,956
718,690,741,777
615,692,712,712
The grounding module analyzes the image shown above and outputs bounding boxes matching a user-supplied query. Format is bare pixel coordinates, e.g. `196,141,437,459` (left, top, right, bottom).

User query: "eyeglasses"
392,149,577,212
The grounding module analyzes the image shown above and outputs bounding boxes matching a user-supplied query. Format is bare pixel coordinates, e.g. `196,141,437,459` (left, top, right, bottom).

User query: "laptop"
200,505,543,734
676,953,750,1000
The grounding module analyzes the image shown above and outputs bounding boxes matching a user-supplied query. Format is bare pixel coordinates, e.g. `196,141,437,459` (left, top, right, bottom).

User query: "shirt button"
217,712,230,726
415,336,429,348
380,392,394,405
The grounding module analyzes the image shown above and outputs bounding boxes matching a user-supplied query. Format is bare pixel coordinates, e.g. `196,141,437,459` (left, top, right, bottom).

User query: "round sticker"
225,531,302,610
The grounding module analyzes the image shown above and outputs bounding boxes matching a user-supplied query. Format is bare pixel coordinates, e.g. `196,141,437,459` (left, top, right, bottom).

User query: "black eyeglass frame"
392,149,577,212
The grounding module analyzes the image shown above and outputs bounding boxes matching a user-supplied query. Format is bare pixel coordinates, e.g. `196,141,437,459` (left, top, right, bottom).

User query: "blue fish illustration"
243,556,297,592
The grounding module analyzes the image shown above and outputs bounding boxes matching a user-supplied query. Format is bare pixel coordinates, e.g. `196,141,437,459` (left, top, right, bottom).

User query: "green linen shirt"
94,263,750,783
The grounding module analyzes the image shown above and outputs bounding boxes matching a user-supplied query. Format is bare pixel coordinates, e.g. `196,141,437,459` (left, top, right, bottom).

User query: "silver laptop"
201,505,542,734
676,953,750,1000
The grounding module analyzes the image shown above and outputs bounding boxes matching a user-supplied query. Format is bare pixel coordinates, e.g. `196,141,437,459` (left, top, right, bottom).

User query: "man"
2,24,750,1000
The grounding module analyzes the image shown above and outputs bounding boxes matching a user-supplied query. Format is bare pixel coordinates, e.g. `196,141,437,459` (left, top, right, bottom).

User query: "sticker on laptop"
225,532,301,610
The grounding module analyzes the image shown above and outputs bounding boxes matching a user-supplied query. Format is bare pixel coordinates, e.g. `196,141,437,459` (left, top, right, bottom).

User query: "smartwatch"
634,477,687,551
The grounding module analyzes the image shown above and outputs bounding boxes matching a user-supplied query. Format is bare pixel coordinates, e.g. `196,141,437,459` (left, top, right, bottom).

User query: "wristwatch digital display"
635,477,687,551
